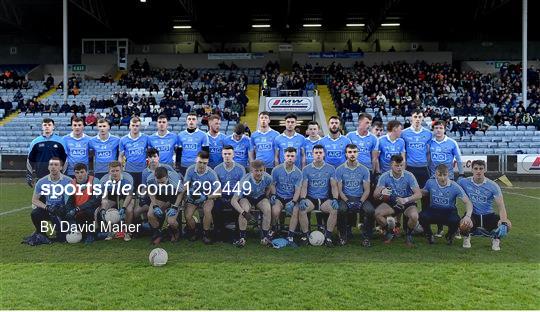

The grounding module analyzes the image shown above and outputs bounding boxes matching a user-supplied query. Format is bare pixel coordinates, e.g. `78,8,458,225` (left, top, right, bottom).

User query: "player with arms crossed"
223,123,253,168
88,118,120,179
231,160,273,247
213,145,246,241
319,116,351,168
374,155,422,246
298,144,340,247
420,164,473,245
335,144,374,247
250,111,280,174
458,160,512,251
270,147,303,242
375,120,406,174
146,166,184,245
24,157,72,245
183,151,221,244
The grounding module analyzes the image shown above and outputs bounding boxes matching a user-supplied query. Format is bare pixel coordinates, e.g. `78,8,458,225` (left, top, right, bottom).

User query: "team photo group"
23,109,512,250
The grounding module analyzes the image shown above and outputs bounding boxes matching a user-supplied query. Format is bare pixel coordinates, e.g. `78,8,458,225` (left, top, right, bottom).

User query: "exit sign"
72,64,86,72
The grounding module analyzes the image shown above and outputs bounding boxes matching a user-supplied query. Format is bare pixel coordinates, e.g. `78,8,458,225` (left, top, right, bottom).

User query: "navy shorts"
392,202,418,215
127,171,143,191
471,213,500,232
307,197,328,210
406,166,430,188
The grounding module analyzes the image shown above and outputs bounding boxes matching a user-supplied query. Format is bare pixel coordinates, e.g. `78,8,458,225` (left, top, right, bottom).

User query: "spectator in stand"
44,73,54,90
459,118,471,137
482,113,494,132
470,118,479,135
522,112,534,127
85,111,97,127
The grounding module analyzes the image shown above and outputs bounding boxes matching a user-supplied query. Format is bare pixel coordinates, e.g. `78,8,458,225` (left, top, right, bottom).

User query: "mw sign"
266,97,314,112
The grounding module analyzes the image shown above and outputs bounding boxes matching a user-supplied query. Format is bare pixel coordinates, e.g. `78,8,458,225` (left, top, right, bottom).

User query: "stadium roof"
0,0,536,43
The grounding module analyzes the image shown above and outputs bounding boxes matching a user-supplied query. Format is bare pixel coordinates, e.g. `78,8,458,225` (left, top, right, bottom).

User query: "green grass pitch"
0,178,539,309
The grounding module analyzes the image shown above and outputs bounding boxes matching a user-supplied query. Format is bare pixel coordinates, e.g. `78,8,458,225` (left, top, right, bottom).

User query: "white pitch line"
0,206,32,216
503,191,540,200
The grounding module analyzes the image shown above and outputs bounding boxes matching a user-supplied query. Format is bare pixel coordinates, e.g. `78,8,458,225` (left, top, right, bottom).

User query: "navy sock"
325,230,332,238
288,230,295,238
240,230,246,239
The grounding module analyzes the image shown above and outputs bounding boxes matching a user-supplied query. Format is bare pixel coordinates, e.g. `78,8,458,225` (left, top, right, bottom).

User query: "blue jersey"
401,127,432,167
302,162,336,199
458,177,502,215
34,174,72,206
207,132,226,168
223,135,252,167
251,129,280,169
146,169,183,193
120,133,149,173
377,135,406,173
63,133,91,176
89,134,120,174
177,129,210,168
239,172,273,199
274,133,305,168
346,131,379,169
28,134,67,179
303,136,321,165
184,165,219,196
148,131,177,165
271,164,303,200
319,135,351,167
377,170,419,200
423,178,467,210
335,162,371,198
142,163,176,185
214,162,246,198
428,136,462,179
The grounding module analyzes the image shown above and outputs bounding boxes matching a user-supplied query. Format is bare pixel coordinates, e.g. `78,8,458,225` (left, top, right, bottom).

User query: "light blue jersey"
423,178,467,210
223,134,252,167
142,163,176,185
239,172,273,199
89,134,120,174
377,170,419,200
319,135,351,167
377,135,406,173
101,172,134,196
207,132,226,168
401,127,432,167
251,129,280,169
335,162,371,198
119,133,149,173
302,162,336,199
303,136,321,165
34,174,72,206
274,132,305,168
428,136,462,179
148,131,177,166
214,162,246,198
177,129,210,168
63,133,91,176
271,164,303,200
346,131,378,169
458,177,502,215
184,165,219,196
146,169,183,192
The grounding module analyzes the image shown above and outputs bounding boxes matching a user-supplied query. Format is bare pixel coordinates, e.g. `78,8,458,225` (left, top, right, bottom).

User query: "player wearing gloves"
24,157,71,245
183,151,220,244
146,166,184,245
299,145,340,247
335,144,373,247
458,160,512,251
374,154,422,246
269,147,303,243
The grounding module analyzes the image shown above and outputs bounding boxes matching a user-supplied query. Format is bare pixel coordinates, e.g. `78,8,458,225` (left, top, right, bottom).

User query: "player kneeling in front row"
95,161,135,241
183,151,221,244
335,144,374,247
299,145,340,247
147,166,184,245
24,157,72,245
64,163,102,244
231,160,273,247
374,155,422,246
420,164,473,245
270,147,303,243
458,160,512,251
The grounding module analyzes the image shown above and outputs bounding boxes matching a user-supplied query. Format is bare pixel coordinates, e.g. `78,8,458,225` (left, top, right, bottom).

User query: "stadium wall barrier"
462,60,540,74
